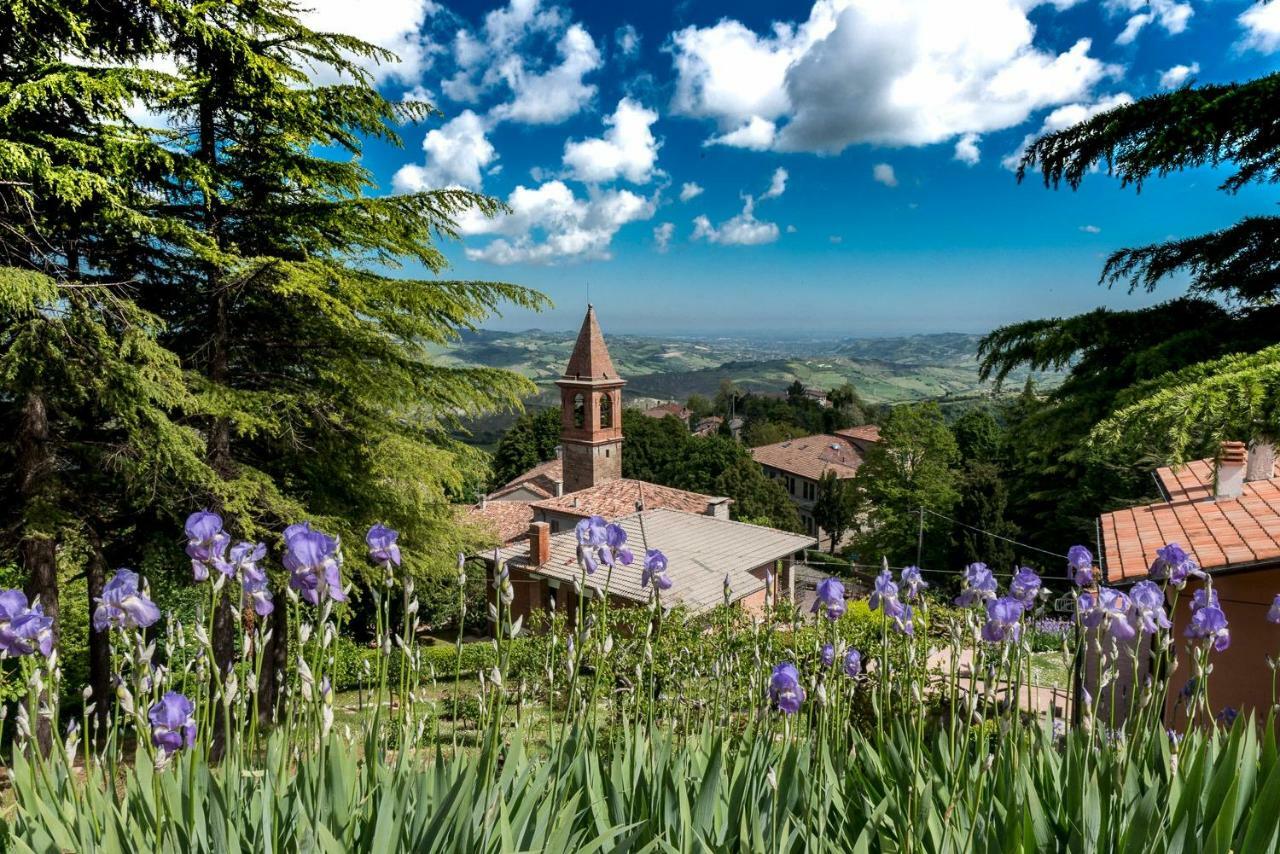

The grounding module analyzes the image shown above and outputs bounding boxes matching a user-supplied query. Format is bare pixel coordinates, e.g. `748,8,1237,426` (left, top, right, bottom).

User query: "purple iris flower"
574,516,608,548
1186,599,1230,652
868,570,903,618
0,591,53,657
769,662,805,714
843,648,862,678
820,643,835,668
1269,594,1280,625
365,524,401,567
224,542,272,616
1009,567,1041,606
1149,542,1203,588
93,569,161,631
1068,545,1094,587
148,691,196,754
900,566,928,601
981,596,1025,643
283,523,346,606
641,549,672,591
1191,587,1219,611
895,603,916,636
1128,580,1171,635
955,563,997,607
605,523,633,565
185,510,230,581
1217,706,1239,727
811,577,846,621
1078,587,1136,642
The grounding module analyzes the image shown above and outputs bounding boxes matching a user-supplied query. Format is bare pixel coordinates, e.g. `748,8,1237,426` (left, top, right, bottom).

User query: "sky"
307,0,1280,335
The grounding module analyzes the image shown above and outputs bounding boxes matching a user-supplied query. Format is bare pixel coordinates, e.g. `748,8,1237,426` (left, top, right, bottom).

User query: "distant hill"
434,329,1058,408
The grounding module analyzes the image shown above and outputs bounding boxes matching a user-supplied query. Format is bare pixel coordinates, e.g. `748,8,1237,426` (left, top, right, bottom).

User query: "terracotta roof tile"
464,501,535,545
496,458,563,498
531,478,729,520
834,425,881,444
1100,456,1280,581
751,434,865,481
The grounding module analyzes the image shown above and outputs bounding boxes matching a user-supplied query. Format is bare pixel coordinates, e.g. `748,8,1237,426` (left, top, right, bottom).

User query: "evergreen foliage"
490,408,561,488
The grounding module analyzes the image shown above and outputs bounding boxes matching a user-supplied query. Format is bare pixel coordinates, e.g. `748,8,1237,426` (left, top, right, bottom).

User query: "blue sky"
318,0,1280,334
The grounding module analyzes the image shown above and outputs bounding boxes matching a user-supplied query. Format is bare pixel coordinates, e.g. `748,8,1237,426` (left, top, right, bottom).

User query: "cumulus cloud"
1000,92,1134,170
653,222,675,252
762,167,789,199
1107,0,1192,46
872,163,898,187
691,196,779,246
1158,62,1199,89
1079,224,1101,233
562,98,659,184
458,180,656,264
616,24,641,57
392,110,495,191
679,182,705,202
441,0,602,125
668,0,1121,154
954,132,981,165
1240,2,1280,53
302,0,443,83
705,116,777,150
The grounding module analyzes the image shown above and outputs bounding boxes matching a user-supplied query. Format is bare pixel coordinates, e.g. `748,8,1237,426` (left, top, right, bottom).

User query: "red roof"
835,425,881,444
751,434,865,481
464,500,535,545
1100,457,1280,581
496,458,562,498
531,478,729,520
642,402,691,420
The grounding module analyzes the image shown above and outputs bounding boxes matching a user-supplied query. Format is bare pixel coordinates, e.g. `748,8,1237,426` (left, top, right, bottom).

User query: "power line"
920,507,1070,561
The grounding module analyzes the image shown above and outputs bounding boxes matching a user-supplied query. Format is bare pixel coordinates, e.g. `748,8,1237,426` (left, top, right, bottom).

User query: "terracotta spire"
563,304,619,381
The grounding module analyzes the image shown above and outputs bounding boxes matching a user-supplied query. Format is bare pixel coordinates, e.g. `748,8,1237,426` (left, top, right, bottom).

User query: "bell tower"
557,305,624,493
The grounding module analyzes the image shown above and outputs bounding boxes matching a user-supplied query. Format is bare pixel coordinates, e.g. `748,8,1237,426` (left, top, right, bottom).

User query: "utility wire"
920,507,1070,561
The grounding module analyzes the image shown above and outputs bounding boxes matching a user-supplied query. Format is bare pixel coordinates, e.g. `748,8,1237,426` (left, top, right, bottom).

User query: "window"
599,392,613,428
573,393,585,428
786,476,796,495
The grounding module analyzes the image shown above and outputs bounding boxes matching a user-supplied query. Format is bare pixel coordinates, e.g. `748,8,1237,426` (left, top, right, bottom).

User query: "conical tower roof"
561,305,621,383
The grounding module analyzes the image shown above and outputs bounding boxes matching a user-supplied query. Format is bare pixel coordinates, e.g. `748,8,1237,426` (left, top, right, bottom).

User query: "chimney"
1247,440,1276,482
528,521,551,566
1216,440,1248,500
554,444,563,460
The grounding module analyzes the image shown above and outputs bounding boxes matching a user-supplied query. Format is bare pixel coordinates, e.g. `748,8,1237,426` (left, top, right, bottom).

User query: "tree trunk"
85,522,111,742
257,587,289,726
17,390,57,754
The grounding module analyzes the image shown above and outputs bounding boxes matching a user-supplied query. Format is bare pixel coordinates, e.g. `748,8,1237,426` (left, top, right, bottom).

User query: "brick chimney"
528,521,551,566
1247,439,1276,482
1216,440,1248,500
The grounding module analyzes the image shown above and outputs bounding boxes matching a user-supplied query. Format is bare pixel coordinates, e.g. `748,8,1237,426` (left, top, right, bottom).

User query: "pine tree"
812,471,860,553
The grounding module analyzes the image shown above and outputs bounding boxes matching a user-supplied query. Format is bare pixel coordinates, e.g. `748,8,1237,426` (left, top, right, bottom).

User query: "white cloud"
442,1,602,125
829,235,844,244
872,163,898,187
392,110,495,192
954,132,981,165
786,224,798,233
705,116,778,150
762,167,789,199
459,180,656,264
1158,62,1199,89
1107,0,1192,45
668,0,1121,154
562,98,659,184
1240,2,1280,53
1001,92,1134,169
302,0,443,83
1079,224,1101,233
654,222,675,252
679,182,705,202
691,196,779,246
616,24,640,57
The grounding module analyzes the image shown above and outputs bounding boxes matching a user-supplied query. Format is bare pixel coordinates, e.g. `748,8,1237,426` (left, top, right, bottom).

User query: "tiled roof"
835,424,881,444
751,434,865,481
693,416,723,436
531,478,729,519
1100,457,1280,582
464,501,535,545
562,305,620,383
497,458,562,498
495,508,816,610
